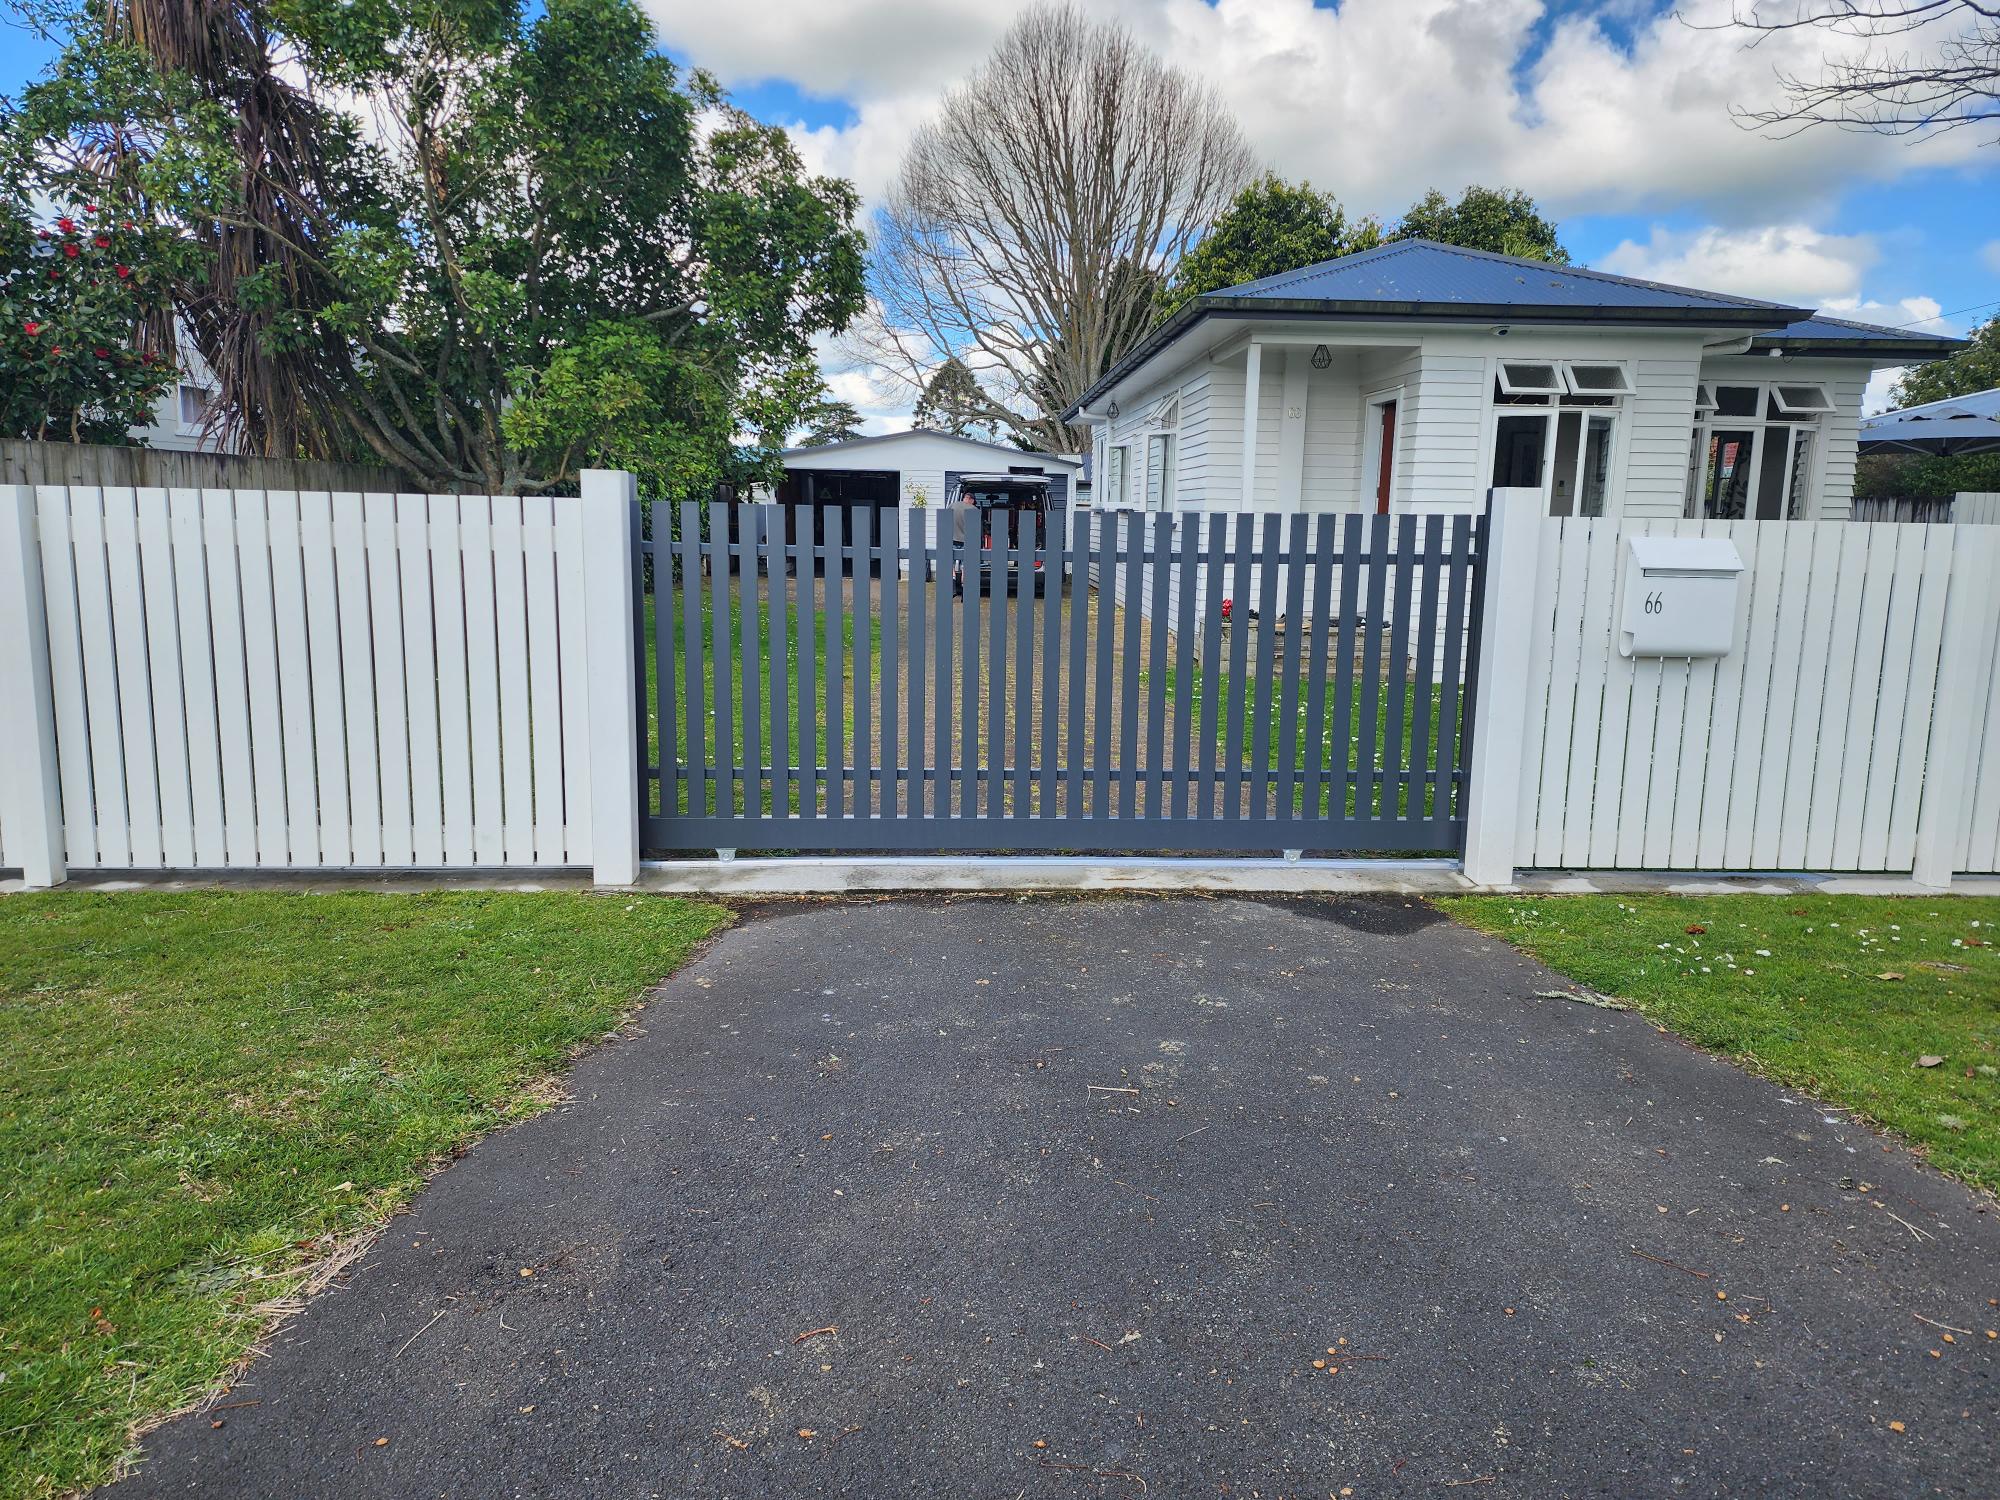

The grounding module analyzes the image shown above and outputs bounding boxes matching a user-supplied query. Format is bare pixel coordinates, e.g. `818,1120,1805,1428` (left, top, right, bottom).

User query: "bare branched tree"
857,2,1254,453
1705,1,1998,141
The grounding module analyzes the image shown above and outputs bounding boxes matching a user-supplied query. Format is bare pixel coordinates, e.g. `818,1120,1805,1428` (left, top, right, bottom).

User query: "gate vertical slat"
1357,517,1391,818
1144,513,1172,817
1064,511,1089,819
1301,518,1336,820
1408,517,1443,823
1118,512,1145,821
632,502,652,818
934,510,955,821
1197,514,1225,819
1170,514,1198,819
959,507,979,818
709,504,736,820
1435,519,1472,829
742,507,766,818
652,509,677,820
1381,515,1418,820
768,512,790,817
1091,512,1117,820
1330,516,1363,820
1249,515,1283,822
677,500,707,819
794,507,816,818
1221,513,1254,821
1038,520,1064,822
986,520,1009,820
1276,514,1309,824
908,516,929,818
825,505,846,822
853,507,873,819
1012,523,1034,824
881,511,901,818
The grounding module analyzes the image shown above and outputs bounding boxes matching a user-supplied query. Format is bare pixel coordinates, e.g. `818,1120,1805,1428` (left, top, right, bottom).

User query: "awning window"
1496,360,1565,396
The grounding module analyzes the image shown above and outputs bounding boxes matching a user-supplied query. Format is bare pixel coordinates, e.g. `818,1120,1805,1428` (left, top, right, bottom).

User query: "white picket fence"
1463,489,2000,884
8,479,2000,888
0,478,638,886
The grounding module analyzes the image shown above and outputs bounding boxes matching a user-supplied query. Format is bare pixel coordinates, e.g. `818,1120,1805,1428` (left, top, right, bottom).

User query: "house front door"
1374,400,1397,513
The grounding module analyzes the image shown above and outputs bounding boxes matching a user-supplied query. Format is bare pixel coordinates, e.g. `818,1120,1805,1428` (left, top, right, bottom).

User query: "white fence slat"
1857,525,1925,870
1528,520,1592,864
398,495,444,866
1691,519,1761,869
1832,524,1888,868
1958,544,2000,872
1744,526,1815,868
198,489,259,864
429,495,476,863
1775,525,1844,869
522,496,566,863
233,491,293,865
363,494,413,865
265,490,321,865
1582,536,1637,871
102,488,164,866
460,495,507,865
1666,518,1728,868
331,493,382,865
135,488,195,867
555,496,592,862
1801,525,1870,869
297,491,352,865
1557,522,1618,868
1512,518,1563,863
1884,529,1954,872
1636,518,1692,869
69,488,134,865
490,495,534,863
35,487,97,867
167,489,227,866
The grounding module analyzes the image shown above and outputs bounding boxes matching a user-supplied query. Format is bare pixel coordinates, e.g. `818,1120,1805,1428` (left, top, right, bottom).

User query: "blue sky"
9,0,1996,419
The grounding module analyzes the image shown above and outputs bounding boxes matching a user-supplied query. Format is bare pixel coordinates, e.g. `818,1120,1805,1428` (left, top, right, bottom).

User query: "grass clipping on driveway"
1444,893,2000,1193
0,889,726,1500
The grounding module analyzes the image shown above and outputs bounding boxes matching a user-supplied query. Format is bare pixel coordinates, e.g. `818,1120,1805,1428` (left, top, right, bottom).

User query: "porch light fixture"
1107,400,1120,420
1310,344,1331,369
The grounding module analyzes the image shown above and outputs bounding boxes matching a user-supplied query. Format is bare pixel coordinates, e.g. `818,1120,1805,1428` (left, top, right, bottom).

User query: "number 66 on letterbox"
1618,536,1745,658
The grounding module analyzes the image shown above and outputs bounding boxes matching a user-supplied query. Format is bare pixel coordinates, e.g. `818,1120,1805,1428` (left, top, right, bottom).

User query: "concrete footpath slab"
108,895,1998,1498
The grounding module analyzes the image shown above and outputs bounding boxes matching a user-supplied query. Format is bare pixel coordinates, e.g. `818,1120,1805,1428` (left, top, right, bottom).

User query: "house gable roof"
780,427,1078,467
1064,239,1968,419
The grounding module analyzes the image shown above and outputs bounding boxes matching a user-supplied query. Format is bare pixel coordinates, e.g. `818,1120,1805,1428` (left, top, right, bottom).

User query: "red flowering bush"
2,205,176,444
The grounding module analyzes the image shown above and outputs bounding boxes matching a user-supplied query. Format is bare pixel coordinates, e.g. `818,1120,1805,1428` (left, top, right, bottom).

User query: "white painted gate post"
0,486,66,887
579,470,641,886
1912,524,2000,888
1459,488,1545,888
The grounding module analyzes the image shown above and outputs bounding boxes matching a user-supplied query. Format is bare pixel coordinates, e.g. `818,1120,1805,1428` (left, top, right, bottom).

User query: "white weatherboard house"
1063,239,1959,524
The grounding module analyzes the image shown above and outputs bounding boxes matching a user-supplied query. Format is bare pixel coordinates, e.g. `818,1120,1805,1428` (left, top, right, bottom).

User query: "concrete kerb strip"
6,863,1999,899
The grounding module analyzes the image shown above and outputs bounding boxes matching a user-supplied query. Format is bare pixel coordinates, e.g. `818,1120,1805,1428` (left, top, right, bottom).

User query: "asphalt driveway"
111,895,1999,1498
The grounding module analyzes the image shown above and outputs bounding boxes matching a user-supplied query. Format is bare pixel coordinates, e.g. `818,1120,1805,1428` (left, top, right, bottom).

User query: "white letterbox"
1619,536,1744,658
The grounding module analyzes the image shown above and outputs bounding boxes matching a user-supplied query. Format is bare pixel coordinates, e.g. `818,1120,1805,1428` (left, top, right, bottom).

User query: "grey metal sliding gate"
636,502,1483,854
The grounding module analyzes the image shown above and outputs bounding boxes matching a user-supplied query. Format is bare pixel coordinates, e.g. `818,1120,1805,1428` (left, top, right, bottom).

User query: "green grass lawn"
0,889,727,1499
1443,894,2000,1192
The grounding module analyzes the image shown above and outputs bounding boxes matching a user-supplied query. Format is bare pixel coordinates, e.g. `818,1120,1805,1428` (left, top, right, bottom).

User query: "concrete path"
111,896,1999,1498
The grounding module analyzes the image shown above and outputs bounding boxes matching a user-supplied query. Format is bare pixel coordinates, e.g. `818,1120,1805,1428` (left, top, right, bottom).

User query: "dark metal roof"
1213,239,1806,315
1750,313,1965,359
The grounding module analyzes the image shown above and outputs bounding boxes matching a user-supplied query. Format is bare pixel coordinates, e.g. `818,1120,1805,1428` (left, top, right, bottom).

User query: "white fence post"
1460,488,1545,888
1912,524,2000,888
579,470,640,886
0,486,66,887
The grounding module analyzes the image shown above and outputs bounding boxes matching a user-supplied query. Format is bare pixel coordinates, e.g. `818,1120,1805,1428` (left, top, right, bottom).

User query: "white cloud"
1596,224,1879,306
648,0,1986,220
1983,240,2000,276
1863,367,1906,416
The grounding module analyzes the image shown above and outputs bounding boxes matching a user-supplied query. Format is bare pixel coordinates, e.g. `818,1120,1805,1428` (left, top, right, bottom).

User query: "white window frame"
1694,381,1717,414
1561,361,1635,397
176,382,213,435
1486,363,1627,517
1105,443,1131,509
1770,382,1835,416
1141,392,1181,511
1683,379,1829,521
1362,386,1404,514
1495,359,1566,396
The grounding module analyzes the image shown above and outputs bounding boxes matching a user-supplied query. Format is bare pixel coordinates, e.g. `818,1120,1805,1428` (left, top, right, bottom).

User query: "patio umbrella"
1859,386,2000,456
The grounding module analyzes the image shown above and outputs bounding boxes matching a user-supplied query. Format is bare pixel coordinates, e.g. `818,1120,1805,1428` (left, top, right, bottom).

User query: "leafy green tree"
794,393,866,447
0,201,177,442
1893,314,2000,407
1392,186,1569,263
911,356,998,439
1159,174,1381,318
8,0,866,492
